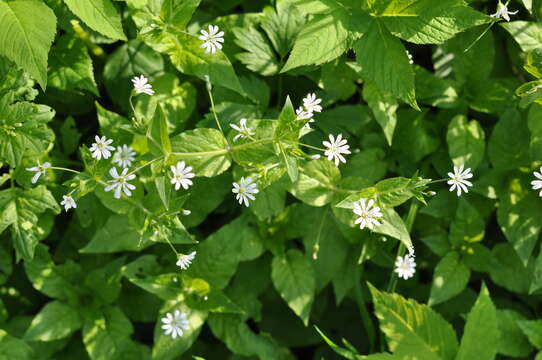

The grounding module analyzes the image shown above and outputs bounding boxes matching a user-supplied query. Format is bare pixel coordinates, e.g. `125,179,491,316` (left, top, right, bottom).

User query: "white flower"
182,209,191,216
296,106,314,121
232,177,259,207
131,75,154,95
490,2,518,21
176,251,196,270
323,134,351,166
310,154,321,160
60,195,76,211
302,93,322,113
161,310,189,339
230,118,255,142
531,167,542,196
104,167,136,199
406,50,414,65
198,25,224,54
113,145,136,168
447,164,473,196
394,254,416,280
89,135,115,160
407,245,415,257
26,161,51,184
170,161,195,190
353,199,383,230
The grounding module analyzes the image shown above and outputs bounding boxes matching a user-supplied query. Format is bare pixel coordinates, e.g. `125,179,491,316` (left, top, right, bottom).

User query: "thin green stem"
51,167,81,175
312,207,328,260
170,149,229,157
206,82,225,137
164,237,179,256
128,157,162,176
296,142,326,152
354,243,376,353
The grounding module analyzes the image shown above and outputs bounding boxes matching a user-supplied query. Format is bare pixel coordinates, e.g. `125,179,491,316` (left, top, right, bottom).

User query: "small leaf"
24,301,81,341
446,115,485,170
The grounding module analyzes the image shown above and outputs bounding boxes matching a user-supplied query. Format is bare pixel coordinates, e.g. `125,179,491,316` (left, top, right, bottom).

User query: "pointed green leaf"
24,301,81,341
428,251,470,306
63,0,126,40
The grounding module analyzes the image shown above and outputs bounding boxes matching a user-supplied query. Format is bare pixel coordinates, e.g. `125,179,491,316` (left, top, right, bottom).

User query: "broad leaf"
63,0,126,40
24,301,81,341
446,115,485,170
289,159,341,206
428,251,470,306
0,0,56,89
271,249,315,325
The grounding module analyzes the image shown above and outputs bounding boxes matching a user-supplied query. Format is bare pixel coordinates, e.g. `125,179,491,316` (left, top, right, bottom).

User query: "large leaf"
289,159,341,206
0,0,56,89
363,81,398,145
501,21,542,52
271,249,315,325
24,301,81,341
488,109,530,170
369,284,458,360
456,284,498,360
446,115,485,170
0,186,60,261
63,0,126,40
170,128,231,177
0,330,33,359
428,251,470,306
355,20,417,109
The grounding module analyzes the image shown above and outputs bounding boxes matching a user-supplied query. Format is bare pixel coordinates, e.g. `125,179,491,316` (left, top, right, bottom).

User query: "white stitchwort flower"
353,199,383,230
232,177,259,207
531,167,542,196
161,310,190,339
198,25,224,54
170,161,195,190
104,167,136,199
113,145,136,168
323,134,351,166
296,106,314,121
131,75,154,95
394,254,416,280
406,50,414,65
60,195,77,211
447,164,473,196
26,161,51,184
176,251,196,270
302,93,322,113
490,2,518,21
89,135,115,160
230,118,255,142
182,209,192,216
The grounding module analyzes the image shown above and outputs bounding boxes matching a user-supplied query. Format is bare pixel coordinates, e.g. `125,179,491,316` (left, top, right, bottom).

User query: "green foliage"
0,0,541,358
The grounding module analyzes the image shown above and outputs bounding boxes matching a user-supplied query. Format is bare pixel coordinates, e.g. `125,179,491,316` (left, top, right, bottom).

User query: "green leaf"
82,307,142,360
0,96,55,168
497,192,542,265
354,20,418,109
449,198,485,246
446,115,485,170
81,215,148,253
274,96,299,142
375,208,413,249
489,243,533,294
233,26,280,76
532,248,542,294
271,249,315,325
0,0,56,89
0,330,33,359
428,252,470,306
261,5,305,58
363,81,398,146
456,284,498,360
160,0,201,29
380,1,490,44
170,128,231,177
187,216,263,289
282,7,370,71
501,21,542,52
24,244,82,301
148,32,243,95
369,284,458,360
250,181,286,220
63,0,126,40
289,159,341,206
518,320,542,349
48,34,98,95
315,326,364,360
147,104,171,155
488,109,530,170
0,186,61,261
24,301,81,341
497,309,534,357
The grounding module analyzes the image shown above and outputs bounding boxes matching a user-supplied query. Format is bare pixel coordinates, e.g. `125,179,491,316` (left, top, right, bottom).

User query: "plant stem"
206,82,225,137
51,167,81,174
354,249,376,353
